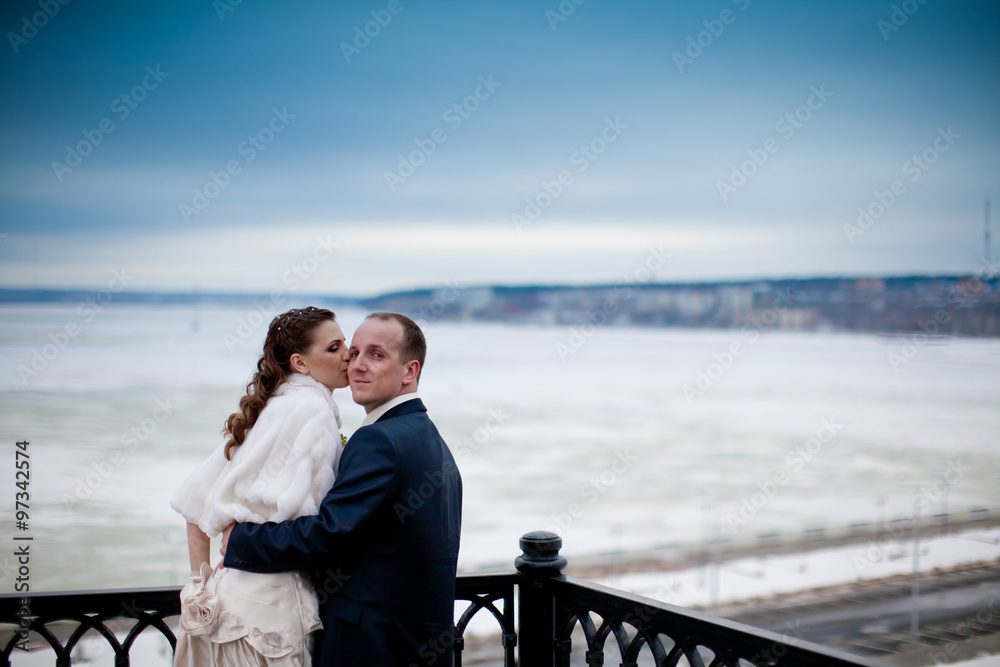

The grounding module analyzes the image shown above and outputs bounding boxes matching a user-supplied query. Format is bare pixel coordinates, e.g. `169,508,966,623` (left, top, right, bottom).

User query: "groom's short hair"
366,312,426,380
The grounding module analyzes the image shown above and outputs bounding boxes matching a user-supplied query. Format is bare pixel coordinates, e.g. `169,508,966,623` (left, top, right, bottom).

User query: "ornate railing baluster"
455,571,518,666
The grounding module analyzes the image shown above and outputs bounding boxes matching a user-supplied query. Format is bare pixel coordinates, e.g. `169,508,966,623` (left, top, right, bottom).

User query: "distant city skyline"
1,1,998,296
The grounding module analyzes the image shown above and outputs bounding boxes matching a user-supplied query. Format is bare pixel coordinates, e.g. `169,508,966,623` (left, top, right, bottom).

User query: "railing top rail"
0,572,521,607
0,587,183,619
0,586,182,601
455,570,519,583
0,574,523,620
554,574,891,667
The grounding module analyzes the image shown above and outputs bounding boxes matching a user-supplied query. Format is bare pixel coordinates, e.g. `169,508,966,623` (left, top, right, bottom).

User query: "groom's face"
348,318,411,413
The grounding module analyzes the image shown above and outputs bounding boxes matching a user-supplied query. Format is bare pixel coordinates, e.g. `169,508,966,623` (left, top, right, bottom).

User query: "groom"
223,312,463,666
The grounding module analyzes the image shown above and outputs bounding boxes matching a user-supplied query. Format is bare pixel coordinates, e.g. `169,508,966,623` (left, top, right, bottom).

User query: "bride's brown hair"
222,306,336,460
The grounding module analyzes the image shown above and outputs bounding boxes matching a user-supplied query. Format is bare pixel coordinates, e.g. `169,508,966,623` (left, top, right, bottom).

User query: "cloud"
0,1,997,291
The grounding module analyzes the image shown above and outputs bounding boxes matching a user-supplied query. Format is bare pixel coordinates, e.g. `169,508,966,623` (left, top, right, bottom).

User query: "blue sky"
1,0,997,295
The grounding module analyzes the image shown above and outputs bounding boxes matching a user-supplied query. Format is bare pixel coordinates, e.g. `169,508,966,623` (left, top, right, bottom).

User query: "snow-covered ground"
595,527,1000,610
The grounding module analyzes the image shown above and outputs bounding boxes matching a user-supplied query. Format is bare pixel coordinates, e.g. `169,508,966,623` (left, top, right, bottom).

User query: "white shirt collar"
361,393,420,426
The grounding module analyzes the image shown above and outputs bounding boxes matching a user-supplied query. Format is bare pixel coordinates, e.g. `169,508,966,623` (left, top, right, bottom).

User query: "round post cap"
516,531,568,573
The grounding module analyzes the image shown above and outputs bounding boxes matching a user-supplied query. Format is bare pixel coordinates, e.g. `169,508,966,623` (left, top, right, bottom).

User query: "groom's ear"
401,359,420,387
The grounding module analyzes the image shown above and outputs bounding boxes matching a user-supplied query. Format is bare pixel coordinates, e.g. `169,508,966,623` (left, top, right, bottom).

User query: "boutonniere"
341,434,347,447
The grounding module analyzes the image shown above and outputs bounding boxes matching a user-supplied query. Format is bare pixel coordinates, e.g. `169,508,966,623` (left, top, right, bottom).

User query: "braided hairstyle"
222,306,336,460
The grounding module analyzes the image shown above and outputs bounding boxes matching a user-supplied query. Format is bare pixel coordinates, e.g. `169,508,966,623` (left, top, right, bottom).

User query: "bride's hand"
220,524,234,557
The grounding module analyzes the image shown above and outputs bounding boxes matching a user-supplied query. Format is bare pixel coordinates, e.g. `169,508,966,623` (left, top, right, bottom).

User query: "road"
719,562,1000,665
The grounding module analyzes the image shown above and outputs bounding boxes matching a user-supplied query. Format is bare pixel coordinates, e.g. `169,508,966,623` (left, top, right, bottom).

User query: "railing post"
515,531,567,667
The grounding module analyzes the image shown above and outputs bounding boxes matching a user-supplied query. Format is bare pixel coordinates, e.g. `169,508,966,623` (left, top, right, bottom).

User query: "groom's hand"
220,524,234,557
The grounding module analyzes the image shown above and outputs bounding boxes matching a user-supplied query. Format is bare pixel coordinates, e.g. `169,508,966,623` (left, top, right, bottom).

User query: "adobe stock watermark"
0,554,19,588
17,269,135,384
546,448,639,535
392,457,462,525
887,260,997,372
853,459,968,574
12,595,30,652
393,408,509,524
514,578,681,664
682,288,793,403
544,0,588,31
222,235,338,351
384,75,501,191
716,84,832,202
340,0,416,63
451,408,510,464
180,107,296,224
51,65,169,182
213,0,248,21
672,0,751,73
314,567,351,605
637,577,683,607
877,0,930,41
595,577,685,649
844,126,960,244
409,279,465,328
61,396,179,512
927,589,1000,666
747,619,806,667
7,0,71,54
512,117,628,233
555,245,670,362
725,417,843,533
412,626,458,667
885,310,951,373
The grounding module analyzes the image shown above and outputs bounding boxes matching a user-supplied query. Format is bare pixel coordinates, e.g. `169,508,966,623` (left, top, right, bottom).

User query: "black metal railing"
1,531,887,667
0,587,181,666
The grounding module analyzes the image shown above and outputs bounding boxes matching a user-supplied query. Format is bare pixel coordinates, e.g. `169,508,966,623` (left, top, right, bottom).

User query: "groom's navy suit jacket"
224,398,463,667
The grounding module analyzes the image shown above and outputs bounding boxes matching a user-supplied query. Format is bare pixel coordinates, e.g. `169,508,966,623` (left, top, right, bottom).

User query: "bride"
170,306,348,666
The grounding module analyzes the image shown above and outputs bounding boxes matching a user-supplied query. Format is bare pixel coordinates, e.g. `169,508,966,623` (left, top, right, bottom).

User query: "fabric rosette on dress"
174,566,321,666
178,562,220,636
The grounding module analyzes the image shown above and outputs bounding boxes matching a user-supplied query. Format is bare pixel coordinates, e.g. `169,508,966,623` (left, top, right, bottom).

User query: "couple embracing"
170,309,463,666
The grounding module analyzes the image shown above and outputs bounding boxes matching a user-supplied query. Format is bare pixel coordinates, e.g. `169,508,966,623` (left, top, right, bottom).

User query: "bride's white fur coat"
170,373,342,538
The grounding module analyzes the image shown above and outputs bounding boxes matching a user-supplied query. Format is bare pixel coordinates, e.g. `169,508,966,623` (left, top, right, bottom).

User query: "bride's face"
292,320,350,390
